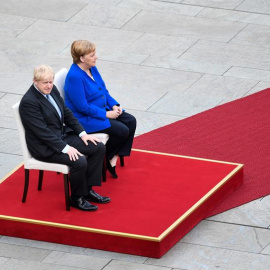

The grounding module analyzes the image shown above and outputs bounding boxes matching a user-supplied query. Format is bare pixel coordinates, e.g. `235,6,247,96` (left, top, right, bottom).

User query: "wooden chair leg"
63,174,70,211
38,170,44,190
120,156,124,167
102,156,107,182
22,169,30,203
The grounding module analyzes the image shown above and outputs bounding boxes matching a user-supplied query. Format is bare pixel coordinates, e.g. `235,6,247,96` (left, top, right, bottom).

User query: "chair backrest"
12,102,32,162
54,68,68,99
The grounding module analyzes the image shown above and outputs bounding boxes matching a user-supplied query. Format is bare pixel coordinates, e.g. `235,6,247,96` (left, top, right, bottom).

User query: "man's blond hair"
33,65,54,81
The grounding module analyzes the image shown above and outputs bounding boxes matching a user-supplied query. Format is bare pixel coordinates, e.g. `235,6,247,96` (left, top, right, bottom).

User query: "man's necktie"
46,94,62,119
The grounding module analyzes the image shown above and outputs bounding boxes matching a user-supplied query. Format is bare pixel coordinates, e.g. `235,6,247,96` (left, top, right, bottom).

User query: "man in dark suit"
19,65,110,211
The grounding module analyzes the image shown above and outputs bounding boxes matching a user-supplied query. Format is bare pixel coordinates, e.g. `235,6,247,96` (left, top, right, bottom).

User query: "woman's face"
80,50,98,68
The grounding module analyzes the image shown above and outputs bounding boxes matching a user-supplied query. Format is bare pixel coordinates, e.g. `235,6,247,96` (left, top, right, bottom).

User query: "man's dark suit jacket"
19,84,84,160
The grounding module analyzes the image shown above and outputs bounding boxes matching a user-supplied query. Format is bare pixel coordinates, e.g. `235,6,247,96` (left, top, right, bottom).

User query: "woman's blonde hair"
33,65,54,81
71,40,96,64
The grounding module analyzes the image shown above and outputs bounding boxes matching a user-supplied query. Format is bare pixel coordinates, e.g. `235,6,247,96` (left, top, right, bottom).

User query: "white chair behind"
54,67,68,99
12,102,71,211
54,68,110,181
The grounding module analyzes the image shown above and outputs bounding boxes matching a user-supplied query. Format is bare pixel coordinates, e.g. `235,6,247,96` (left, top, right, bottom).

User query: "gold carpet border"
0,214,159,242
0,150,243,242
0,162,23,184
132,148,243,166
159,164,243,240
132,149,244,240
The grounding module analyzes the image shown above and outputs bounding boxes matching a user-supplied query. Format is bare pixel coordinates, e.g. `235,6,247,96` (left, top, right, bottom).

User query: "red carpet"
0,150,243,257
134,88,270,216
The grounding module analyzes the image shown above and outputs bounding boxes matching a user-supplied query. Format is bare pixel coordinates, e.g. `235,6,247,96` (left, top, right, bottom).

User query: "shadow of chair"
54,68,124,181
12,102,71,211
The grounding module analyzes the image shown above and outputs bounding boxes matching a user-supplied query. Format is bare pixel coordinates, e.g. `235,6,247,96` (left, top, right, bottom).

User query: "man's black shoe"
85,190,111,204
70,196,98,211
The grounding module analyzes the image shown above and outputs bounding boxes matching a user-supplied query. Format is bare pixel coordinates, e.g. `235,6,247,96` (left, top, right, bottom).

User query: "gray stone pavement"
0,0,270,269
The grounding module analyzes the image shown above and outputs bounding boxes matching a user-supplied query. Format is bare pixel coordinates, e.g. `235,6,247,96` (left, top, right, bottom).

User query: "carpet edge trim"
0,164,243,242
0,214,160,242
0,155,243,243
158,164,244,240
0,162,23,184
132,148,244,166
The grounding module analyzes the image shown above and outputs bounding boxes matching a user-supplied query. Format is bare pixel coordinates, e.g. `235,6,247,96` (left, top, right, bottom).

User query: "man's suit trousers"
39,134,105,198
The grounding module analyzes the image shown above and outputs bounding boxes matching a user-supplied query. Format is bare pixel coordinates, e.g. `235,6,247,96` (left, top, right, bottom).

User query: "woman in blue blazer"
64,40,136,178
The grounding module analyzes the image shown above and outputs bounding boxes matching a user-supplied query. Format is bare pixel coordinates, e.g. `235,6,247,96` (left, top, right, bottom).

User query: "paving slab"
0,51,19,73
84,0,122,5
261,243,270,255
0,128,21,155
224,66,270,81
0,153,22,165
0,41,72,72
99,51,148,65
0,93,23,117
128,109,183,135
0,242,51,261
123,11,246,42
97,61,202,111
146,242,270,270
68,4,141,29
0,36,69,62
6,57,72,82
0,14,36,39
0,0,87,22
103,260,172,270
143,55,231,75
83,248,147,264
154,0,181,3
0,236,86,255
149,74,258,116
182,0,243,9
0,71,32,95
244,81,270,96
0,153,22,180
236,0,270,15
180,220,270,253
198,7,270,26
207,196,270,228
182,39,270,71
16,19,143,57
43,251,111,270
0,258,88,270
230,24,270,48
0,116,16,129
189,73,258,103
148,87,222,117
118,0,204,16
0,257,9,267
126,33,198,58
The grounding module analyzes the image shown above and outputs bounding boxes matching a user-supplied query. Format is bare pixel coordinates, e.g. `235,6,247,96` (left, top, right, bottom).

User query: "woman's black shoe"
107,161,118,178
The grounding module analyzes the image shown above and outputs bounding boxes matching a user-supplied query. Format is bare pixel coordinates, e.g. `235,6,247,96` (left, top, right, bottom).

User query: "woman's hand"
113,105,123,115
106,110,120,119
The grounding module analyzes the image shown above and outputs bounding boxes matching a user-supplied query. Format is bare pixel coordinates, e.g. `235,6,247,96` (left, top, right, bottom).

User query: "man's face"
34,76,54,95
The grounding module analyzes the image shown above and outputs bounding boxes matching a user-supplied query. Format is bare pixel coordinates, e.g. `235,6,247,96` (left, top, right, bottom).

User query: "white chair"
54,67,68,101
12,102,71,211
54,68,111,181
